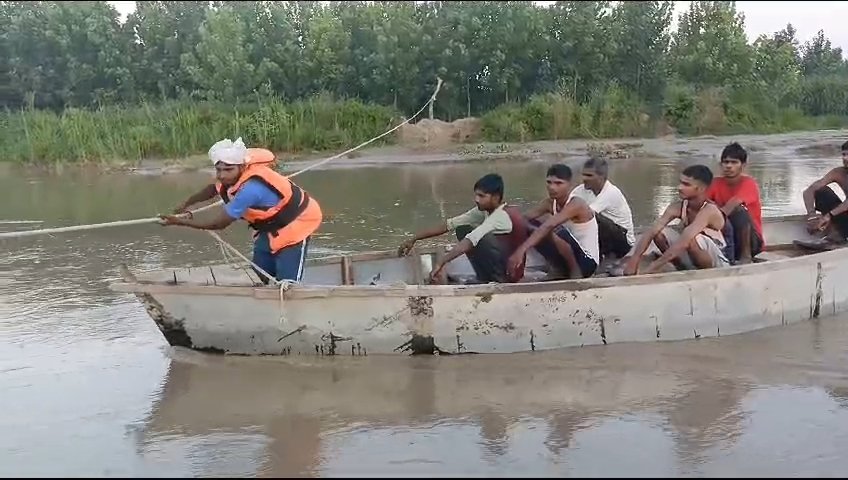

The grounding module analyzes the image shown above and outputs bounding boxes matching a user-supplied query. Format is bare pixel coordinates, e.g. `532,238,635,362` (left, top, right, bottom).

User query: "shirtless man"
623,164,730,275
802,140,848,245
508,164,599,280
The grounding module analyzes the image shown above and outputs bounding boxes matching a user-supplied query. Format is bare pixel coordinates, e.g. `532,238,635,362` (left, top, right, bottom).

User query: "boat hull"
113,215,844,356
112,251,848,356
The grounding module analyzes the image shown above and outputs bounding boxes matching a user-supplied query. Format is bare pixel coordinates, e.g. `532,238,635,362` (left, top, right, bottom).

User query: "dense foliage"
1,1,846,163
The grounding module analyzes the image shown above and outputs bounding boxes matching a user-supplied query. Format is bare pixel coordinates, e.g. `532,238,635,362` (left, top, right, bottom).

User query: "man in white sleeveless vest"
510,164,600,280
622,164,730,275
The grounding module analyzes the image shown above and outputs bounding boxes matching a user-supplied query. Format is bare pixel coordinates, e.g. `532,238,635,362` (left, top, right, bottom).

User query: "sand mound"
399,117,482,149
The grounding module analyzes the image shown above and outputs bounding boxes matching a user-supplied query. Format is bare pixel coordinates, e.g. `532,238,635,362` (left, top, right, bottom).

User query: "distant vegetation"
1,1,847,164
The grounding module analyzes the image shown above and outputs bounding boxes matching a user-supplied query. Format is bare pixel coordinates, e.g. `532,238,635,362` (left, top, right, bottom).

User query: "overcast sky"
108,1,848,53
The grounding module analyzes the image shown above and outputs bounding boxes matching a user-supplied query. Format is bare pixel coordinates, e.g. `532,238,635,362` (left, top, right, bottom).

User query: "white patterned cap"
209,137,248,165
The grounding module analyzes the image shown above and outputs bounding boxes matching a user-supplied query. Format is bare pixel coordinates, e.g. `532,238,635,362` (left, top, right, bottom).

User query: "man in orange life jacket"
159,138,322,284
397,173,529,284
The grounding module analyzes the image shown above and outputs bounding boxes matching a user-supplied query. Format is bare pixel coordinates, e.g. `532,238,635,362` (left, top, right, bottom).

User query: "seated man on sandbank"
398,173,529,284
622,165,730,275
801,140,848,247
510,164,600,280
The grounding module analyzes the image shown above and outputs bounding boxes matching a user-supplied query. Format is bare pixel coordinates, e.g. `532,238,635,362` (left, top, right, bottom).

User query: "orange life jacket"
215,148,322,253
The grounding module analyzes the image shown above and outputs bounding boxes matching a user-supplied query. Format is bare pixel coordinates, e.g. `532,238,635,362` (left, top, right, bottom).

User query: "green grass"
2,86,847,166
0,94,400,165
481,86,848,142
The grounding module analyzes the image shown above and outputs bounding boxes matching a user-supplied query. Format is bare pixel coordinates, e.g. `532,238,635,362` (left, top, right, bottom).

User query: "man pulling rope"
160,139,320,285
0,78,444,291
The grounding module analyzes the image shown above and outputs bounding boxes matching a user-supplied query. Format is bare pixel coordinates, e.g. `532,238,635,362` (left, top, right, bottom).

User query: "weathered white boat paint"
110,215,842,356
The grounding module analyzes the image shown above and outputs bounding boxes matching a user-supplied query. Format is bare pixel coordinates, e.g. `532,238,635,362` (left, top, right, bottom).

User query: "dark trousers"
814,187,848,239
527,219,598,278
725,205,763,260
596,213,633,259
455,225,509,283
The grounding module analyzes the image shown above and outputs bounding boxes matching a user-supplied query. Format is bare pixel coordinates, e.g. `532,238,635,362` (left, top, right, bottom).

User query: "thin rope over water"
1,76,445,324
0,77,443,242
0,80,441,331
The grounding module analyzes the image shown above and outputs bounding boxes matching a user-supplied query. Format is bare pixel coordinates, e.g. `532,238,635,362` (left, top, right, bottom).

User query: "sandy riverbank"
9,128,848,178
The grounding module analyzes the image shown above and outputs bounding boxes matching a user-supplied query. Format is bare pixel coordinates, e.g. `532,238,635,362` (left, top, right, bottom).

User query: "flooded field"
2,130,848,476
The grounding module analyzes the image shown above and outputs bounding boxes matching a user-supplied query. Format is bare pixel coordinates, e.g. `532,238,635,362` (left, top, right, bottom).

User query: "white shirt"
552,198,601,264
568,181,635,245
445,204,512,247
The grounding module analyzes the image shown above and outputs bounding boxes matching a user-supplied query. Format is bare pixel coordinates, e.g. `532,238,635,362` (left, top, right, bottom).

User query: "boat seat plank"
341,256,354,285
755,250,800,262
406,250,426,285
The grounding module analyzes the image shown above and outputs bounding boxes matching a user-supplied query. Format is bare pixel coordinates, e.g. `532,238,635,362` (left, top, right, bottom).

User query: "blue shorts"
252,233,310,283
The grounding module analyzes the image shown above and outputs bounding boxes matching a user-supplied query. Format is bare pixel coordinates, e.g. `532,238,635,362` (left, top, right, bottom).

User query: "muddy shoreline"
9,128,848,177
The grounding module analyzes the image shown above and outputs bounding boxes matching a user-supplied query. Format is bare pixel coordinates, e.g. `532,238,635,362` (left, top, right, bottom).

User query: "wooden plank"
407,249,425,285
341,256,354,285
306,246,444,267
432,249,448,285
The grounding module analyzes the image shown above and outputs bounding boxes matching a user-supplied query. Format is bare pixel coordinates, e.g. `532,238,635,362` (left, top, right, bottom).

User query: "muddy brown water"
3,130,848,476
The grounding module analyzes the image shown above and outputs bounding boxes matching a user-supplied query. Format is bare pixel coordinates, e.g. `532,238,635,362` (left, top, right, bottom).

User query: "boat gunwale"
301,214,808,266
108,214,830,299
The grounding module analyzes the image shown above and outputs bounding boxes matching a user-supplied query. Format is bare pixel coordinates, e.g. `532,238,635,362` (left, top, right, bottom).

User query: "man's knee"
596,216,630,257
814,187,841,211
469,233,507,261
655,228,674,249
550,229,579,253
475,231,504,250
689,236,729,268
685,235,706,253
549,231,570,250
726,205,751,227
455,225,473,242
815,186,836,198
464,233,509,283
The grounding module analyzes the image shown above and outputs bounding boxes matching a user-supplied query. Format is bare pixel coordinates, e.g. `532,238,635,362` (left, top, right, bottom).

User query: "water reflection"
134,312,848,476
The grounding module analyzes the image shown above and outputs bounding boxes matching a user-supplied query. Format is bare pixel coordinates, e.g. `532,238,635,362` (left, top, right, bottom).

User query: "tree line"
1,1,847,164
2,1,846,116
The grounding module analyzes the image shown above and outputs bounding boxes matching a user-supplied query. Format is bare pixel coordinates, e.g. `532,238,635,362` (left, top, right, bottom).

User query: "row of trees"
2,0,847,119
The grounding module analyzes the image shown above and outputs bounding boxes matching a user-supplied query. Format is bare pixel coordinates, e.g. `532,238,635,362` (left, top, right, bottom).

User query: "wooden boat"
110,214,843,356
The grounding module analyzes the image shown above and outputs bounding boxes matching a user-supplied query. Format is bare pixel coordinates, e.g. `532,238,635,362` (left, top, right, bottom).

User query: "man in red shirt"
706,142,764,264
